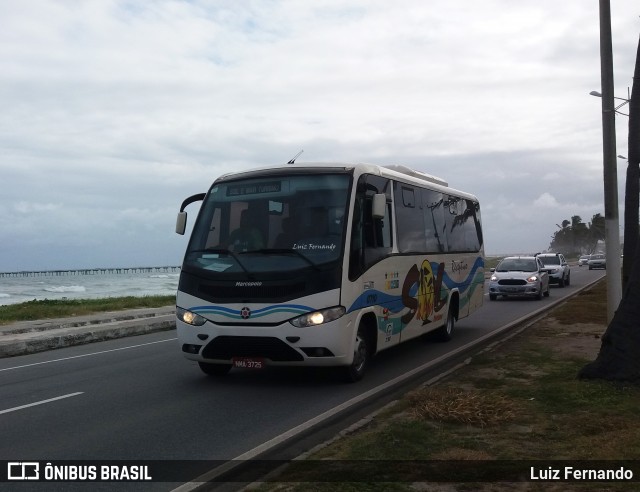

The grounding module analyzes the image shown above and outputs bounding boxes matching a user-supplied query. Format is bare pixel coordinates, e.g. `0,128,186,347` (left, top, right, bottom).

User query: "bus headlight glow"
177,307,207,326
290,306,346,328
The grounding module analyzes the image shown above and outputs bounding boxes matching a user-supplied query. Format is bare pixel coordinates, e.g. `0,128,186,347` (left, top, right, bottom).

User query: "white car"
578,255,590,267
489,256,550,301
536,253,570,287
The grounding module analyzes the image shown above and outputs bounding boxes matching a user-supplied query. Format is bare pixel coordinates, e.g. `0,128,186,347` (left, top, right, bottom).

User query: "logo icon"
8,462,39,480
240,307,251,319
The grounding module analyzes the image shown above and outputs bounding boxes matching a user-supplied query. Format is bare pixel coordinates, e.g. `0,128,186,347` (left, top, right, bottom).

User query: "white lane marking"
0,392,84,415
0,338,177,372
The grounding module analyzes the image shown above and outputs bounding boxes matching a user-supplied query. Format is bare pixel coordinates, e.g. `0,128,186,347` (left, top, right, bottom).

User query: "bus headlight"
290,306,346,328
177,307,207,326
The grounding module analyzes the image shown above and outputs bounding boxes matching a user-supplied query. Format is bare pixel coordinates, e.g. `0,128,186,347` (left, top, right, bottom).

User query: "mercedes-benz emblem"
240,307,251,319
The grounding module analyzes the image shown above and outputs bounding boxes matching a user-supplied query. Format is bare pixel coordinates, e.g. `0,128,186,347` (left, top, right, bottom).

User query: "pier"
0,266,181,278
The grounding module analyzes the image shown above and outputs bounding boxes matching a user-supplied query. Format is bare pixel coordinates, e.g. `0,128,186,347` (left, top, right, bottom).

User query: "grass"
0,295,175,325
251,280,640,491
483,256,503,270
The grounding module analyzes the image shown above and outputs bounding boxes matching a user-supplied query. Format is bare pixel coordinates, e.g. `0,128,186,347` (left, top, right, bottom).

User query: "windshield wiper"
249,248,321,271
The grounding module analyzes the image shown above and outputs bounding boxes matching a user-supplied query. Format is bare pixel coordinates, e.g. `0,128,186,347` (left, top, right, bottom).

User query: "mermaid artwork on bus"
175,162,484,382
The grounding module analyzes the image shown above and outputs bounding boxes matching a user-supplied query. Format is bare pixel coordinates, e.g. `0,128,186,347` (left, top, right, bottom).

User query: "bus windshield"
184,173,351,274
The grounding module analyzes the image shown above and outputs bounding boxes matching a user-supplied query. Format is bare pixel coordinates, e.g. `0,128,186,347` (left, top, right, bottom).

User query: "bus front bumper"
176,317,356,368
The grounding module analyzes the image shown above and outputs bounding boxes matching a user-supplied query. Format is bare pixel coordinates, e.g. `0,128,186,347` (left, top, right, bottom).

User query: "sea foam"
44,285,87,293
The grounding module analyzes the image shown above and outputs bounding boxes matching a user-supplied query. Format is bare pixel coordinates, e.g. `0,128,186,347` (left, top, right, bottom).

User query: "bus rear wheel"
342,327,370,383
198,361,232,376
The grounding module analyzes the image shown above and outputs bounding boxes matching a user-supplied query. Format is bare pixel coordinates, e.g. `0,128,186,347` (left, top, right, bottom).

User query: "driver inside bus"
227,209,265,252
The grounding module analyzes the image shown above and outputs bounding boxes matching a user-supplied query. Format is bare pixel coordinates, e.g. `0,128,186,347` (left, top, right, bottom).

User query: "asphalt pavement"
0,306,176,358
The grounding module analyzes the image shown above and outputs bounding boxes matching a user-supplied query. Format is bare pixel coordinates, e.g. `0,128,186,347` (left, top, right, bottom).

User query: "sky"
1,1,638,272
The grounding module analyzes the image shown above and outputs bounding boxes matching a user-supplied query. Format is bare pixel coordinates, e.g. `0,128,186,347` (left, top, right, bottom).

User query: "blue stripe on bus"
192,304,315,319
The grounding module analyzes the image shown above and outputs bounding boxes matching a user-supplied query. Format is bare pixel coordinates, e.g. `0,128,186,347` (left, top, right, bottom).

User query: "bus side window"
394,182,425,253
446,196,482,253
423,189,447,253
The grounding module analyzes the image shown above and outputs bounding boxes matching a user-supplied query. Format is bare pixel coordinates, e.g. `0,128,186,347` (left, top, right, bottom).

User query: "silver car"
588,254,606,270
489,256,550,301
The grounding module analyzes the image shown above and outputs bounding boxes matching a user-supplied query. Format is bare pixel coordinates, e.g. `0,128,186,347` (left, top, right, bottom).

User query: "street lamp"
590,89,631,116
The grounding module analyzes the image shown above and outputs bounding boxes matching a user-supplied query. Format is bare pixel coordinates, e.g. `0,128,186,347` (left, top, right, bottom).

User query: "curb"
0,308,176,358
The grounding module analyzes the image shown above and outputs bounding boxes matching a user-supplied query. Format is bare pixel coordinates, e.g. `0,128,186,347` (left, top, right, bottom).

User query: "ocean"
0,269,180,306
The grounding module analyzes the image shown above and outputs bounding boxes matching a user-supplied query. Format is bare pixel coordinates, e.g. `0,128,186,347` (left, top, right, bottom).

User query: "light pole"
593,0,622,323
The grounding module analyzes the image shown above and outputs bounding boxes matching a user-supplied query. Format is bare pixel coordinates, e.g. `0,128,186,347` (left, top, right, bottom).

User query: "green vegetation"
549,214,605,256
0,295,175,325
483,256,502,270
253,280,640,491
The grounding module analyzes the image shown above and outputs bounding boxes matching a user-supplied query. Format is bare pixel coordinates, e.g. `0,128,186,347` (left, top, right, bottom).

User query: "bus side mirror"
372,193,386,219
176,211,187,235
176,192,206,235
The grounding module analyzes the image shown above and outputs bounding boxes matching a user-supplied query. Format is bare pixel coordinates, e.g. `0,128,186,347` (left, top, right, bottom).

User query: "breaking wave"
43,285,87,293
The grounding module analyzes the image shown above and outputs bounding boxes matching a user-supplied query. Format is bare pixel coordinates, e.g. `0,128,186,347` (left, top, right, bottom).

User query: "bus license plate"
232,357,265,369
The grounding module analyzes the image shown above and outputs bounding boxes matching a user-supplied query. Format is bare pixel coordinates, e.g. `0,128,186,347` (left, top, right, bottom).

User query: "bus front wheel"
342,327,370,383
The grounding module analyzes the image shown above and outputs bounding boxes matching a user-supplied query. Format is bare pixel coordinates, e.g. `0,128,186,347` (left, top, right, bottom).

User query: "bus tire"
342,325,370,383
433,304,455,342
198,361,232,376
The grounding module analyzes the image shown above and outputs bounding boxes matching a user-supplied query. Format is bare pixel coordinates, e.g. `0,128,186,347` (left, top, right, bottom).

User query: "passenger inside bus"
302,208,331,243
227,208,265,252
274,216,297,248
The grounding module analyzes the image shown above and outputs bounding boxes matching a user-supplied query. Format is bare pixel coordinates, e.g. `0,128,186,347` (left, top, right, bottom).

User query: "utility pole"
598,0,623,322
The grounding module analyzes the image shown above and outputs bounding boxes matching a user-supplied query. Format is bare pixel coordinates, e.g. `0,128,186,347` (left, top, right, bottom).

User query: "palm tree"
588,213,606,252
579,35,640,383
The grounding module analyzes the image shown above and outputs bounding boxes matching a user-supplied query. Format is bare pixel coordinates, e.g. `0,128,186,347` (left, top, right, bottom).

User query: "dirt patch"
407,387,518,427
532,317,604,360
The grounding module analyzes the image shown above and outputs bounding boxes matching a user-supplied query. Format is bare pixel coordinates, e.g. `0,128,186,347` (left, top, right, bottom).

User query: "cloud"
0,0,637,270
14,202,62,214
533,193,560,208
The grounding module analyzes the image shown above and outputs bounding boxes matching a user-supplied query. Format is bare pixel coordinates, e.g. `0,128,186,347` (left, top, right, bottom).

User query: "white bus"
175,162,484,381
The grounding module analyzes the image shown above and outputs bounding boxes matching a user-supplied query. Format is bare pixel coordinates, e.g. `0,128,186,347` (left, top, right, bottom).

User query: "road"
0,266,606,489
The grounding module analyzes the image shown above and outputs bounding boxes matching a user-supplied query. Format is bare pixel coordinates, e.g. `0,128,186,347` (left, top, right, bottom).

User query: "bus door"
348,174,397,347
